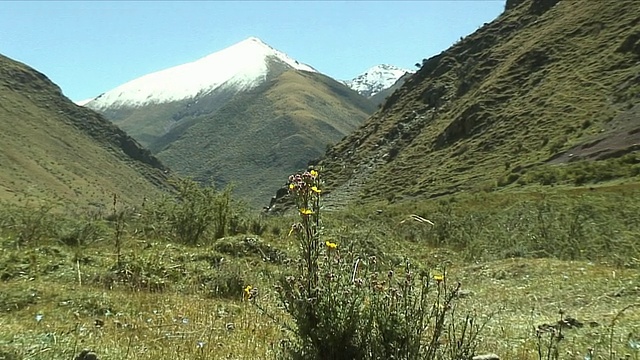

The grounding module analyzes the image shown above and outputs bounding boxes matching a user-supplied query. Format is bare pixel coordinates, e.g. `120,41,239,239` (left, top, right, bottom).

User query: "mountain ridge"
303,0,640,209
85,38,376,207
86,37,317,110
0,53,170,207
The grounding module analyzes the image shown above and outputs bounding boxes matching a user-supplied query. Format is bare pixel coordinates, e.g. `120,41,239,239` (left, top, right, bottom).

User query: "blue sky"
1,1,504,102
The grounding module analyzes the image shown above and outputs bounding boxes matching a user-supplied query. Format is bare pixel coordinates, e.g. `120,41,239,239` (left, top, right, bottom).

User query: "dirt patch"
549,104,640,163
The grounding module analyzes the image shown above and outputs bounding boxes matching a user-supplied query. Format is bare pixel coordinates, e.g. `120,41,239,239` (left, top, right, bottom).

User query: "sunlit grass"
1,182,639,359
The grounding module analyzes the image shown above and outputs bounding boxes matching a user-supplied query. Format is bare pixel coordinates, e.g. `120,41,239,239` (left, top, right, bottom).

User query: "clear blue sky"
1,1,504,102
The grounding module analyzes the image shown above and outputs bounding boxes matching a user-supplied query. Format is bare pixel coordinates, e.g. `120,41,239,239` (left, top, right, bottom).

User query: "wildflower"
299,208,314,215
197,341,206,349
310,169,318,177
289,183,295,190
288,223,302,236
311,186,321,193
35,314,44,323
433,274,444,283
244,285,253,300
325,241,338,250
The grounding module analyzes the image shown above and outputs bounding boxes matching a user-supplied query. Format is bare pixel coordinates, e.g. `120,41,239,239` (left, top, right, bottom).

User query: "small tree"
146,178,234,245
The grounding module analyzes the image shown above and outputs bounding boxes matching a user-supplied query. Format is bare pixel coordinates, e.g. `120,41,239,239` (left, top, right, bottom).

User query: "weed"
255,170,484,360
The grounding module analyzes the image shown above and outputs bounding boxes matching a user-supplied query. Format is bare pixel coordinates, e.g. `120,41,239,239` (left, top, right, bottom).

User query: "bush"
58,217,109,247
0,200,58,247
252,170,484,360
140,178,234,245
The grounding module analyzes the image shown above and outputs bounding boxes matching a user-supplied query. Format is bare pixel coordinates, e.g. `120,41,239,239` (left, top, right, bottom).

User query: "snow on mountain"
344,64,412,97
75,98,93,106
85,37,317,109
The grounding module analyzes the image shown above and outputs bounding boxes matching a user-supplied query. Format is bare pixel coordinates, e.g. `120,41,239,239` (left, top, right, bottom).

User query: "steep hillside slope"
317,0,640,206
0,54,169,207
86,38,375,206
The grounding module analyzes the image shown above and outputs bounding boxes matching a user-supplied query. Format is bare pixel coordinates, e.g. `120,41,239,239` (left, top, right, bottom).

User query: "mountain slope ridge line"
305,0,640,209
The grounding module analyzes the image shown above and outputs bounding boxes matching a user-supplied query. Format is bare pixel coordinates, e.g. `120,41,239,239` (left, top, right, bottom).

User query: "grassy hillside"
0,54,169,208
155,69,376,207
316,0,640,206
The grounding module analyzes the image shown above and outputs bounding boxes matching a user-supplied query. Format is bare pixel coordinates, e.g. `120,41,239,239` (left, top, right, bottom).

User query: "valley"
1,0,639,359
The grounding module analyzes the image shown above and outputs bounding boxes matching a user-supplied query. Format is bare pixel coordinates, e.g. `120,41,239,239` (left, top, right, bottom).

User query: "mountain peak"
227,36,275,53
85,37,316,109
344,64,412,97
241,36,269,46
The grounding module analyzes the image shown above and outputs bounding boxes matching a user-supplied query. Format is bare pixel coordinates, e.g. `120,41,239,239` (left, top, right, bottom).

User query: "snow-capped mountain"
83,36,375,208
344,64,412,97
85,37,317,110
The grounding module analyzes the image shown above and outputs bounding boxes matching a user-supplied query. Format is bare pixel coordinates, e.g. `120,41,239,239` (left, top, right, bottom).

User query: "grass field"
1,181,638,360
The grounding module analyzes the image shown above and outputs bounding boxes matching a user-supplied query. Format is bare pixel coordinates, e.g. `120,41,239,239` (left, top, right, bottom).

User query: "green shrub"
518,155,640,187
140,178,234,244
204,262,246,299
396,192,640,267
0,200,58,247
58,219,108,247
254,170,483,360
214,235,287,263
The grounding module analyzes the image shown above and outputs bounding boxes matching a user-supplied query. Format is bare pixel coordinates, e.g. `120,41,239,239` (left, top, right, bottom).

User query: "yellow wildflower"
299,208,313,215
433,274,444,283
289,183,295,190
243,285,253,300
310,170,318,177
325,241,338,250
311,186,321,193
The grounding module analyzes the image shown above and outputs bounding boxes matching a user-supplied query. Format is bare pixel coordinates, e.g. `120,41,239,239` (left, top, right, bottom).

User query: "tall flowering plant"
277,169,366,359
273,169,485,360
287,169,322,301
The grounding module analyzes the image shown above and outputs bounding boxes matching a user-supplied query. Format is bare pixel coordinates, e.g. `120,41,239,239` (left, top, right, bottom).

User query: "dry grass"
453,258,640,359
2,181,640,360
1,249,638,360
0,283,282,359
